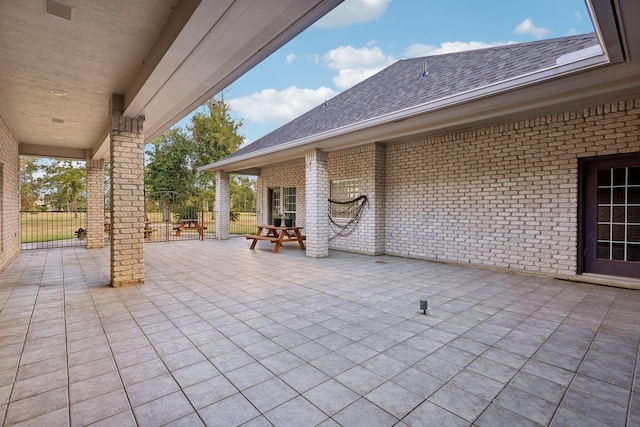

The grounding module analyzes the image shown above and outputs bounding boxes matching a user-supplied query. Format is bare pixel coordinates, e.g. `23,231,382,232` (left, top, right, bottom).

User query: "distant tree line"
20,158,90,212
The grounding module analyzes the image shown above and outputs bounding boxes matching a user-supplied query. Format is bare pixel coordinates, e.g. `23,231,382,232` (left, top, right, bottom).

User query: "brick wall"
385,97,640,277
251,97,640,277
86,157,105,249
109,116,145,286
306,149,329,257
215,171,230,239
0,110,20,272
328,143,385,255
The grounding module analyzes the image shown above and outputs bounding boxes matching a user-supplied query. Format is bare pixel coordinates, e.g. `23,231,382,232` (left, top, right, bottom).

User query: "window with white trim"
283,187,296,224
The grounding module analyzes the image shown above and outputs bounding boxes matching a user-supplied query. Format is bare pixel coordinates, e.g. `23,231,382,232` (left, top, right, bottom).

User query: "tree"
144,94,245,217
145,127,195,195
190,96,244,212
20,157,43,209
41,160,86,214
231,175,256,210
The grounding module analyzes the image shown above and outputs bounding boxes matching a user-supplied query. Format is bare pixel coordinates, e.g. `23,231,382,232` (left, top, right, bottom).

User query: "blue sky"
214,0,595,145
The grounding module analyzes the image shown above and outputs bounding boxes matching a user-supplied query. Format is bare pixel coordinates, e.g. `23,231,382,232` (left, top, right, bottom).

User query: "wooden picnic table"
245,225,306,253
174,219,206,239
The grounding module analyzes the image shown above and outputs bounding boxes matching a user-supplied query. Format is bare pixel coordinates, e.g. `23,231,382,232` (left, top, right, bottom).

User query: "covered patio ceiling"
0,0,342,161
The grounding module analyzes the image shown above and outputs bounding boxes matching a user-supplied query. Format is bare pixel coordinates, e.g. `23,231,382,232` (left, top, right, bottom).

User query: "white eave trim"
200,49,608,173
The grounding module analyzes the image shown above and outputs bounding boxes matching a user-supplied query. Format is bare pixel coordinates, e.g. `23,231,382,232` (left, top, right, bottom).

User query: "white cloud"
228,86,338,125
575,10,583,22
403,40,513,58
314,0,391,28
323,45,395,89
514,18,549,39
285,53,296,65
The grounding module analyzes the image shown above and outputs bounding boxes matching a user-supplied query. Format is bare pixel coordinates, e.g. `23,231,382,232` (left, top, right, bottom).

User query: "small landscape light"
419,299,428,314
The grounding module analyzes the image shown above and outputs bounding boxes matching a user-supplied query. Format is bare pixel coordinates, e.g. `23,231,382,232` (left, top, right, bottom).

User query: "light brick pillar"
305,149,329,258
372,142,386,255
216,171,230,239
85,152,105,249
256,175,264,224
109,114,145,287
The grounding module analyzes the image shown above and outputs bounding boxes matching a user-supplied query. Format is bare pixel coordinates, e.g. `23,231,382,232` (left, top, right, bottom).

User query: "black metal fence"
20,210,88,250
20,209,257,250
230,210,257,236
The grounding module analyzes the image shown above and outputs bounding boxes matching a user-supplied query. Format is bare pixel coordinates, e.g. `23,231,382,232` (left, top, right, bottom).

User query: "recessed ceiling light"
49,89,67,97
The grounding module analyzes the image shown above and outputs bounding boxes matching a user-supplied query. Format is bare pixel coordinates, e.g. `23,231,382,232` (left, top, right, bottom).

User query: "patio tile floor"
0,238,639,426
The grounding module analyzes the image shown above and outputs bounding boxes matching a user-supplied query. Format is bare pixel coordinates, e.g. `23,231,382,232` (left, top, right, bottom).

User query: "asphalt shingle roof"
229,33,598,159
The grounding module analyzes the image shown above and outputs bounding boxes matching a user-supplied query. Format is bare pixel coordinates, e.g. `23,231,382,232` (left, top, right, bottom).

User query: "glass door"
583,155,640,277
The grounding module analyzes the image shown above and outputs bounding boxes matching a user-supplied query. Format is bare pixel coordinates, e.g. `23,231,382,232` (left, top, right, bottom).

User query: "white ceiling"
0,0,342,160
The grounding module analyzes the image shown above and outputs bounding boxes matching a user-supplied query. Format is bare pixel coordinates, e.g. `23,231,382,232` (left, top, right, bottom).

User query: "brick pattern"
0,110,20,272
306,149,329,258
328,143,385,255
257,162,306,227
109,115,145,287
215,171,230,239
85,157,104,249
385,97,640,277
251,97,640,277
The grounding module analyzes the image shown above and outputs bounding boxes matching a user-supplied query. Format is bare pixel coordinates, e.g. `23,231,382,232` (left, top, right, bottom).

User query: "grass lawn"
21,210,257,243
20,211,87,243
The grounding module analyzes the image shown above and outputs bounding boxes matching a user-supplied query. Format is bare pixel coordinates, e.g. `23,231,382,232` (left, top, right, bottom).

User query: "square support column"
109,115,145,287
85,154,105,249
305,149,329,258
216,171,230,239
372,142,386,255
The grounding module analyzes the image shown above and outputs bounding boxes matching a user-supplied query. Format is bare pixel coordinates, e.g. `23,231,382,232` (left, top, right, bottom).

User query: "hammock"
328,195,368,239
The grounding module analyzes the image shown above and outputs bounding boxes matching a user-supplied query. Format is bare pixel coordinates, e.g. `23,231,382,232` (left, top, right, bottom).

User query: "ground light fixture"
420,299,428,314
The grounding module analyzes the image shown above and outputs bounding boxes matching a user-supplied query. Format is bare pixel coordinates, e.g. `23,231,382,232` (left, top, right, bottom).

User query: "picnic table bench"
144,221,153,238
245,225,305,253
174,219,207,239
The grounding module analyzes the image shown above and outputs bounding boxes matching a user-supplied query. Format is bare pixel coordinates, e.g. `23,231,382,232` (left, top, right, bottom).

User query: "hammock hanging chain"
328,195,368,239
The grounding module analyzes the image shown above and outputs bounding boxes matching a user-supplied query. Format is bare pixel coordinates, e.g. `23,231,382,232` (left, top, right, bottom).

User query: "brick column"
215,171,230,239
256,175,265,225
109,114,145,287
305,149,329,258
372,142,386,255
85,153,105,249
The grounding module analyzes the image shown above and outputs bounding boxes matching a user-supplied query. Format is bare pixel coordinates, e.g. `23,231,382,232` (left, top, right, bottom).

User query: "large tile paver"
0,239,639,426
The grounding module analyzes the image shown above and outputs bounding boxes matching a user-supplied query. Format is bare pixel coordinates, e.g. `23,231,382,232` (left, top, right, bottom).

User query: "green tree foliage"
231,175,256,210
145,127,194,195
20,157,42,209
145,94,246,215
190,96,244,209
41,160,86,214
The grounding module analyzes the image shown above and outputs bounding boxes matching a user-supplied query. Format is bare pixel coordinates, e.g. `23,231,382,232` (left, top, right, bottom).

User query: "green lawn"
20,210,257,243
20,211,87,243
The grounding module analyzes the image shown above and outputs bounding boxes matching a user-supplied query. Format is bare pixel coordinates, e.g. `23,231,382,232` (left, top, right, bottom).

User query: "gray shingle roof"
228,33,598,159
